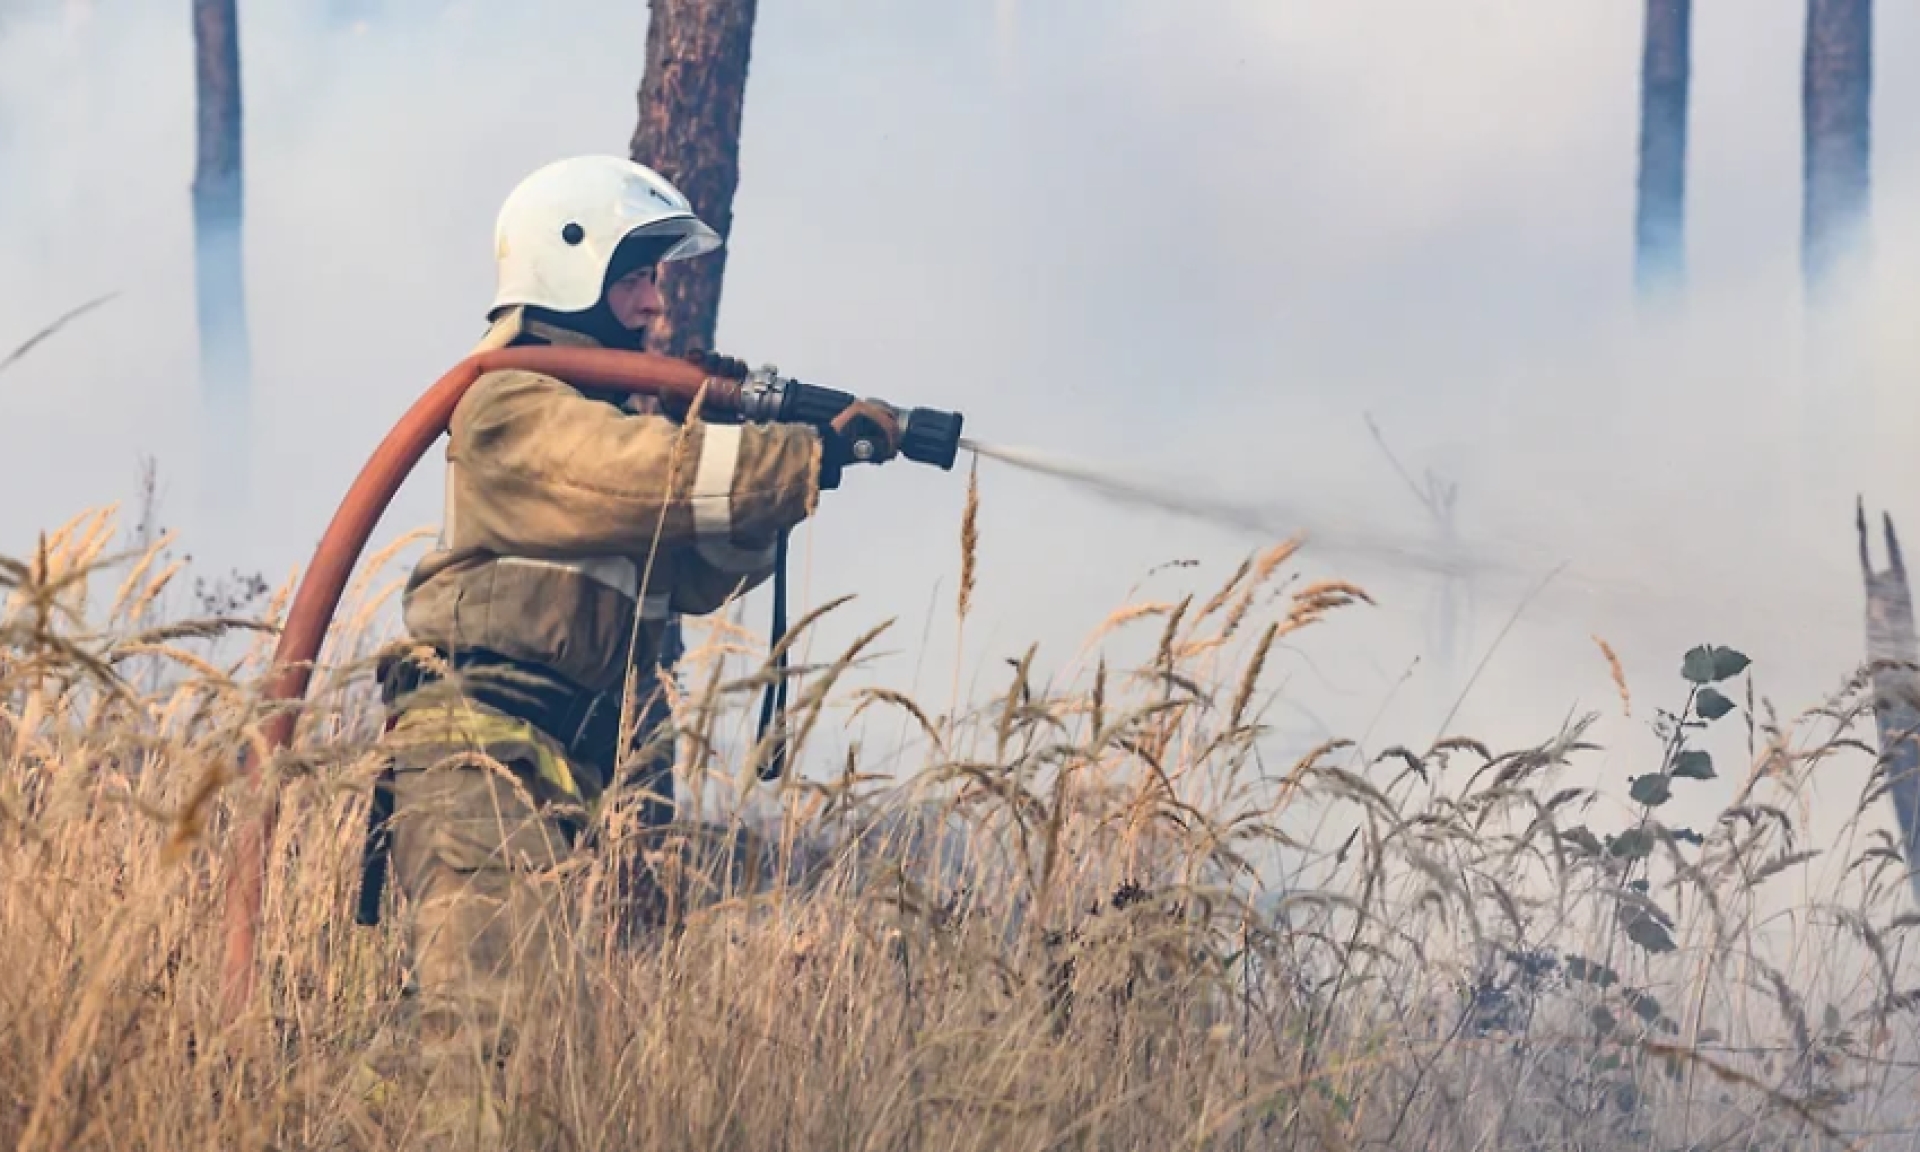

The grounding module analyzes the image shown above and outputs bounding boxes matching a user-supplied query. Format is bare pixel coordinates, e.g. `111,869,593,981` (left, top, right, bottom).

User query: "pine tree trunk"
202,0,258,1019
629,0,758,357
192,0,251,512
1803,0,1872,294
1634,0,1690,296
1858,503,1920,907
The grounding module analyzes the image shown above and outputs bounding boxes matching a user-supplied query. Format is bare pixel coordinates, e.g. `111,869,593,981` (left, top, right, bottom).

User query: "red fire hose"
214,344,962,1019
215,346,741,1019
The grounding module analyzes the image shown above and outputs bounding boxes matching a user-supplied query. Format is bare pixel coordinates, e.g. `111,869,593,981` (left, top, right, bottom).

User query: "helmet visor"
621,215,723,265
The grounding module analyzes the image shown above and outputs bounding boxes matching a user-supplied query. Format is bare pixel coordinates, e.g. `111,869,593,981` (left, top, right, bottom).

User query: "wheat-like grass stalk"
958,455,980,625
106,532,172,624
1230,620,1281,730
1593,634,1631,718
0,503,1905,1152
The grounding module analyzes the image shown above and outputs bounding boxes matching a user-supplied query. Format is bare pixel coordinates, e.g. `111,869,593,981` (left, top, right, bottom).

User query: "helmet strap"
521,303,649,353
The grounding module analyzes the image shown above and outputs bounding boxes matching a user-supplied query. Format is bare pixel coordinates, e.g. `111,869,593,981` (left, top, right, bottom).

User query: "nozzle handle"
737,369,965,471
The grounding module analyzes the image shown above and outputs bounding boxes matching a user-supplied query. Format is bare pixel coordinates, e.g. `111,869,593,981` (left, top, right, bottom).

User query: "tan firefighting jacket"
399,307,823,695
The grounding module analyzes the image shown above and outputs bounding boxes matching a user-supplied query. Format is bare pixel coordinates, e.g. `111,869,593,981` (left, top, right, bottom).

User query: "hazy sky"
6,0,1920,851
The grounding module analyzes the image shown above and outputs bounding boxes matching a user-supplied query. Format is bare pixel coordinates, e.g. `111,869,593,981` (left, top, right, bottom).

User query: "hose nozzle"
738,367,965,471
897,406,964,470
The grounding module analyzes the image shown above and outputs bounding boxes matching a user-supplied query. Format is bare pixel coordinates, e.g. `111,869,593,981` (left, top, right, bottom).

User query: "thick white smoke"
3,0,1920,860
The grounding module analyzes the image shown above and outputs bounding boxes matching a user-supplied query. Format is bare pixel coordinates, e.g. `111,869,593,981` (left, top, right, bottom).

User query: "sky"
5,0,1920,861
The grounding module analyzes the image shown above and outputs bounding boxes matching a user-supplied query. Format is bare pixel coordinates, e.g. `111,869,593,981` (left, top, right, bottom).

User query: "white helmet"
488,155,722,317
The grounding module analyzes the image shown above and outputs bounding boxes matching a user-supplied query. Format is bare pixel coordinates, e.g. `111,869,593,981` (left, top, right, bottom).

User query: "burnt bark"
1634,0,1690,296
1858,500,1920,905
193,0,251,510
629,0,758,357
1803,0,1872,294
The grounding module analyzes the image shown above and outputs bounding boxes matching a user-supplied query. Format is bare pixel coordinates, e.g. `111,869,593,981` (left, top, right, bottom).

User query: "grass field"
3,503,1918,1150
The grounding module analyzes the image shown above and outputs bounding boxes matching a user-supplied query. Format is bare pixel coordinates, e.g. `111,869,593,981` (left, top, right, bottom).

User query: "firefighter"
369,154,899,1141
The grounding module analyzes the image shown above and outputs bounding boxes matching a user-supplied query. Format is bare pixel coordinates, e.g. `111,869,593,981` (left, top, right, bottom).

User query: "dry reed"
1,504,1918,1150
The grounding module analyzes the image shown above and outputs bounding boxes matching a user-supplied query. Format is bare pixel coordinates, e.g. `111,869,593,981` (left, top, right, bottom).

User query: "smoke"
6,0,1920,850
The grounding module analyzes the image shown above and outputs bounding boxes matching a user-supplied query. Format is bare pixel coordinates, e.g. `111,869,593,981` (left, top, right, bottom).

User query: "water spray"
958,436,1495,580
952,438,1751,631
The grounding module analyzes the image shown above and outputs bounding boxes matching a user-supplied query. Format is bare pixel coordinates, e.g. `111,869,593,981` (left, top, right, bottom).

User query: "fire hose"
217,345,963,1019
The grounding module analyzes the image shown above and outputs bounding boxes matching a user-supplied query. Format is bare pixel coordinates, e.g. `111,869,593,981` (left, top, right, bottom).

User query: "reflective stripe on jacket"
385,699,584,800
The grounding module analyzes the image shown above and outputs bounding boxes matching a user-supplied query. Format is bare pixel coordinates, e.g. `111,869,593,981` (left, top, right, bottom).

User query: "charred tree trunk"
1634,0,1691,296
1803,0,1872,295
193,0,251,514
1858,501,1920,905
629,0,758,357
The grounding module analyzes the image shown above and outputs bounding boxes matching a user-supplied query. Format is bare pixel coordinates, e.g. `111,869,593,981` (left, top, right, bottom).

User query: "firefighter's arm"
447,369,822,558
668,535,779,616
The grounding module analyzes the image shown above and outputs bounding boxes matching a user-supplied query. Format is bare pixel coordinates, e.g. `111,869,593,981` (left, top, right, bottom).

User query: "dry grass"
4,504,1920,1150
957,456,979,627
1595,635,1632,718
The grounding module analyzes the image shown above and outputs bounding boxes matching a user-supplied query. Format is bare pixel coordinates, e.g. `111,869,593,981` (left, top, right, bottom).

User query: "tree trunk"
192,0,251,514
1634,0,1690,296
1803,0,1872,295
1858,503,1920,906
629,0,758,357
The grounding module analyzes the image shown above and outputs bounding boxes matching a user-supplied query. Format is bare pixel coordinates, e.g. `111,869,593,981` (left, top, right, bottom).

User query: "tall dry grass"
4,502,1920,1150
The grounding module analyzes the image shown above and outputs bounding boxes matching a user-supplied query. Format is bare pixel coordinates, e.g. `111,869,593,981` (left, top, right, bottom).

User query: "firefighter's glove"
819,400,902,490
681,347,751,381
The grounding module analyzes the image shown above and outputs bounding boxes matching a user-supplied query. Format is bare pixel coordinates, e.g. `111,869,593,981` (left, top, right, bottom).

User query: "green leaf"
1696,688,1736,720
1630,774,1672,807
1673,750,1715,780
1682,645,1751,684
1609,828,1655,860
1624,909,1676,953
1591,1006,1618,1035
1625,988,1665,1023
1671,826,1705,845
1564,955,1619,988
1561,826,1603,856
